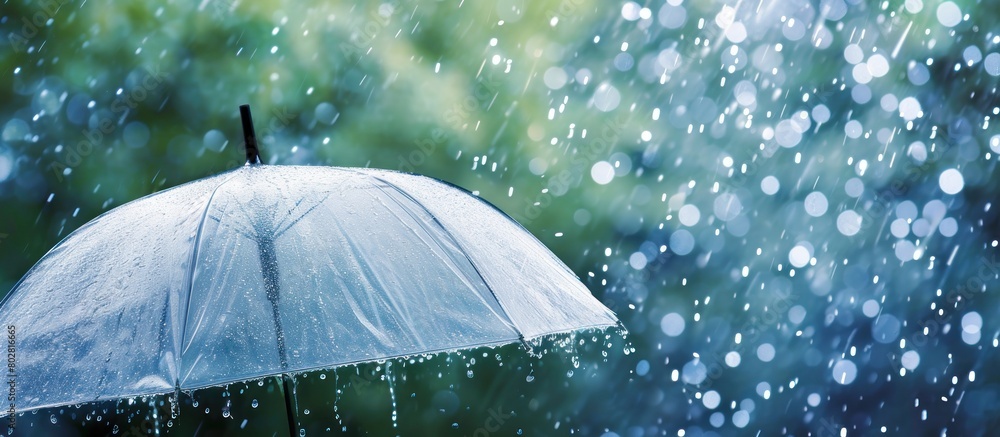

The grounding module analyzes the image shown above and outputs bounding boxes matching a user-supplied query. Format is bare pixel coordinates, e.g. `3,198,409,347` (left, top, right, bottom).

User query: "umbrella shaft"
256,235,289,370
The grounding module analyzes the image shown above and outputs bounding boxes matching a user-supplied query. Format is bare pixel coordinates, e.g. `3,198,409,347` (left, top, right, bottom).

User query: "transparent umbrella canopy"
0,106,618,428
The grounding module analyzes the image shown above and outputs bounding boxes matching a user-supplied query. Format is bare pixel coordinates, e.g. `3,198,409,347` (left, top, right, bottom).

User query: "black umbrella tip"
240,104,261,165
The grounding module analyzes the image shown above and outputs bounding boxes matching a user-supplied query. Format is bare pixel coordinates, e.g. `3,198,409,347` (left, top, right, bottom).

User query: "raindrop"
985,53,1000,76
2,119,30,142
812,105,831,124
962,330,981,345
912,219,931,237
725,351,741,367
657,4,686,29
843,44,864,64
678,204,701,226
807,393,821,407
592,83,621,112
872,315,901,343
939,169,965,194
905,0,924,13
898,97,923,120
936,2,962,27
732,410,750,428
703,390,721,409
756,343,775,362
775,119,803,148
123,122,150,148
66,94,91,125
669,230,695,255
852,64,873,84
788,305,807,324
681,359,708,385
660,313,686,337
896,201,918,219
0,153,13,183
908,62,931,85
845,178,864,197
820,0,847,20
836,210,863,236
963,46,983,65
621,2,642,20
923,200,948,221
861,300,881,319
636,360,650,376
812,26,834,49
761,176,780,195
713,193,742,221
867,54,889,77
734,80,757,106
543,67,567,89
890,219,910,238
895,240,917,261
939,218,958,237
901,350,920,370
804,192,828,217
788,245,811,268
961,312,982,334
880,94,899,112
726,22,747,43
845,120,863,138
591,161,615,185
629,252,647,269
710,412,725,427
832,360,857,384
204,129,228,152
315,102,340,125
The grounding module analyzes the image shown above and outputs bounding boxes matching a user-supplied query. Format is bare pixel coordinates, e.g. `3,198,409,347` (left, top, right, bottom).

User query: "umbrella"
0,105,619,434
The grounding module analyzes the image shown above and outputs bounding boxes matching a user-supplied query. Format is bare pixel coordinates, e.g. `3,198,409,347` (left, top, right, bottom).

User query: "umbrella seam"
176,172,242,388
367,167,595,283
353,170,529,345
365,168,617,321
0,172,236,308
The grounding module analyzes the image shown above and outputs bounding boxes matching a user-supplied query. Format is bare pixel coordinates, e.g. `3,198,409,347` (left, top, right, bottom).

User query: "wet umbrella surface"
0,107,618,432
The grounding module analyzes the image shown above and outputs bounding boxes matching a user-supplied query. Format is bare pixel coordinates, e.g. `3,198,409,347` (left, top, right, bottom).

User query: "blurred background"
2,0,1000,435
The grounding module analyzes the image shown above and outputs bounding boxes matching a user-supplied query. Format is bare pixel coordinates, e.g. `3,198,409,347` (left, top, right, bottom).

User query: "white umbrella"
0,105,618,433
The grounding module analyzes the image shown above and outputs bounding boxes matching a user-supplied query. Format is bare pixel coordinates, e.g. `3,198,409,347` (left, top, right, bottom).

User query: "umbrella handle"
240,104,262,165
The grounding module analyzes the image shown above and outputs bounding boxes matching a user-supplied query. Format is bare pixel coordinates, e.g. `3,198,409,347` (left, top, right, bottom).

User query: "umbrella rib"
272,189,336,239
365,186,506,321
357,171,528,344
177,173,241,388
206,213,256,240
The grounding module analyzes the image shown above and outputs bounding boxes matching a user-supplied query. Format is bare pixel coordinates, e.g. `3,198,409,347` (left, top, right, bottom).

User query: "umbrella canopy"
0,107,618,414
